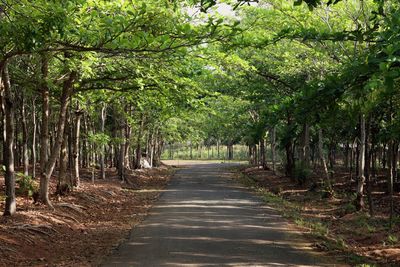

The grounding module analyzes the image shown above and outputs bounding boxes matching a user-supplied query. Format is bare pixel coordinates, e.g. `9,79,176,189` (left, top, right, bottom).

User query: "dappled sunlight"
103,164,337,266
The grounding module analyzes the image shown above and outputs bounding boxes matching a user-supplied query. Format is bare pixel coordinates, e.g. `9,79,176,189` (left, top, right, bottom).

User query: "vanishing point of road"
102,162,341,267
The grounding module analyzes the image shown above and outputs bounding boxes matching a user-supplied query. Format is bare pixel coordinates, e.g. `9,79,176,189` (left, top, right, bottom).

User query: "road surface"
102,163,339,266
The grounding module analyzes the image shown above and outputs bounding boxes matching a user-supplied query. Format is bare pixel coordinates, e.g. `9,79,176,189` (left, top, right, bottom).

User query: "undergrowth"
236,171,377,266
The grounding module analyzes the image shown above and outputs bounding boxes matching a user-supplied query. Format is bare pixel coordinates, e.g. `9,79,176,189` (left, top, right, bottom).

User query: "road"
102,163,339,266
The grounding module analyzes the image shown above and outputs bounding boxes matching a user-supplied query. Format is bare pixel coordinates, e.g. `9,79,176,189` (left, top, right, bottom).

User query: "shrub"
294,165,311,185
16,173,38,198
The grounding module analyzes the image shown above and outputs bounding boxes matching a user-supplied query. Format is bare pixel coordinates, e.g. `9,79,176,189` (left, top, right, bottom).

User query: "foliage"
16,173,38,198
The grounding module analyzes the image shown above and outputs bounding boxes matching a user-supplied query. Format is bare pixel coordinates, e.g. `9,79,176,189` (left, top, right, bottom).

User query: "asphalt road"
102,163,338,267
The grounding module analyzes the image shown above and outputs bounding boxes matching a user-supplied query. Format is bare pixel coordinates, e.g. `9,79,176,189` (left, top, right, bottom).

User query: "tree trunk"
217,140,220,159
73,105,83,187
285,115,295,179
39,55,49,179
355,114,366,211
99,104,106,179
260,136,267,169
124,120,132,170
134,118,144,169
118,123,125,181
388,139,394,228
318,129,331,191
365,118,374,217
271,126,276,173
2,62,16,215
300,123,310,169
32,98,37,178
39,71,76,206
21,94,29,176
56,116,70,195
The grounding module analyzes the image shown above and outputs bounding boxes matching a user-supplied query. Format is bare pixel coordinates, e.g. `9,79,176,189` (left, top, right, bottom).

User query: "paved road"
102,163,337,267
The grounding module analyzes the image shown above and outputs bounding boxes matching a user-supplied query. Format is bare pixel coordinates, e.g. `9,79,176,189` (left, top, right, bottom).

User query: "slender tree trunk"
99,104,106,179
21,95,29,176
300,123,310,169
73,105,83,187
318,129,331,191
118,124,125,181
271,126,276,173
0,79,4,166
260,136,267,169
388,139,394,227
134,117,144,169
365,117,374,216
39,55,49,179
189,141,193,159
2,62,16,215
344,142,350,169
355,114,366,211
124,120,132,170
285,115,295,179
32,99,37,178
217,140,220,159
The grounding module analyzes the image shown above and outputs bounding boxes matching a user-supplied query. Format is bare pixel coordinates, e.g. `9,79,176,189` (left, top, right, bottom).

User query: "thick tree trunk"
39,71,76,206
57,117,70,195
355,114,366,211
2,62,16,215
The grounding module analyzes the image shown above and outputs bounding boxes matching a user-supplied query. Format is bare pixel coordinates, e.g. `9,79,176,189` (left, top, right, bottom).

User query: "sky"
186,3,237,19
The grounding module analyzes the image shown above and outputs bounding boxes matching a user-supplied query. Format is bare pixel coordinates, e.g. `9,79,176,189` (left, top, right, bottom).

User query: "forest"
1,0,400,265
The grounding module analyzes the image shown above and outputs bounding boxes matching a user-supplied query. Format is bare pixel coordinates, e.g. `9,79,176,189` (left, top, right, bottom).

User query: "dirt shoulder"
0,166,173,267
234,165,400,267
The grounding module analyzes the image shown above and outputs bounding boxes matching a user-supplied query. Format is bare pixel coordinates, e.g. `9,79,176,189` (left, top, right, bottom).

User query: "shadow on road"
102,163,340,266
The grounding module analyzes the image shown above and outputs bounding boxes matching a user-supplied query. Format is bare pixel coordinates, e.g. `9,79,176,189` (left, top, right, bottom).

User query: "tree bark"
57,116,70,194
32,98,37,178
365,118,374,216
2,62,16,215
99,104,106,179
260,136,267,169
271,126,276,173
134,117,144,169
73,105,83,187
39,55,49,178
318,129,331,191
39,71,77,206
21,94,29,176
118,124,125,181
300,123,310,169
355,114,366,211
